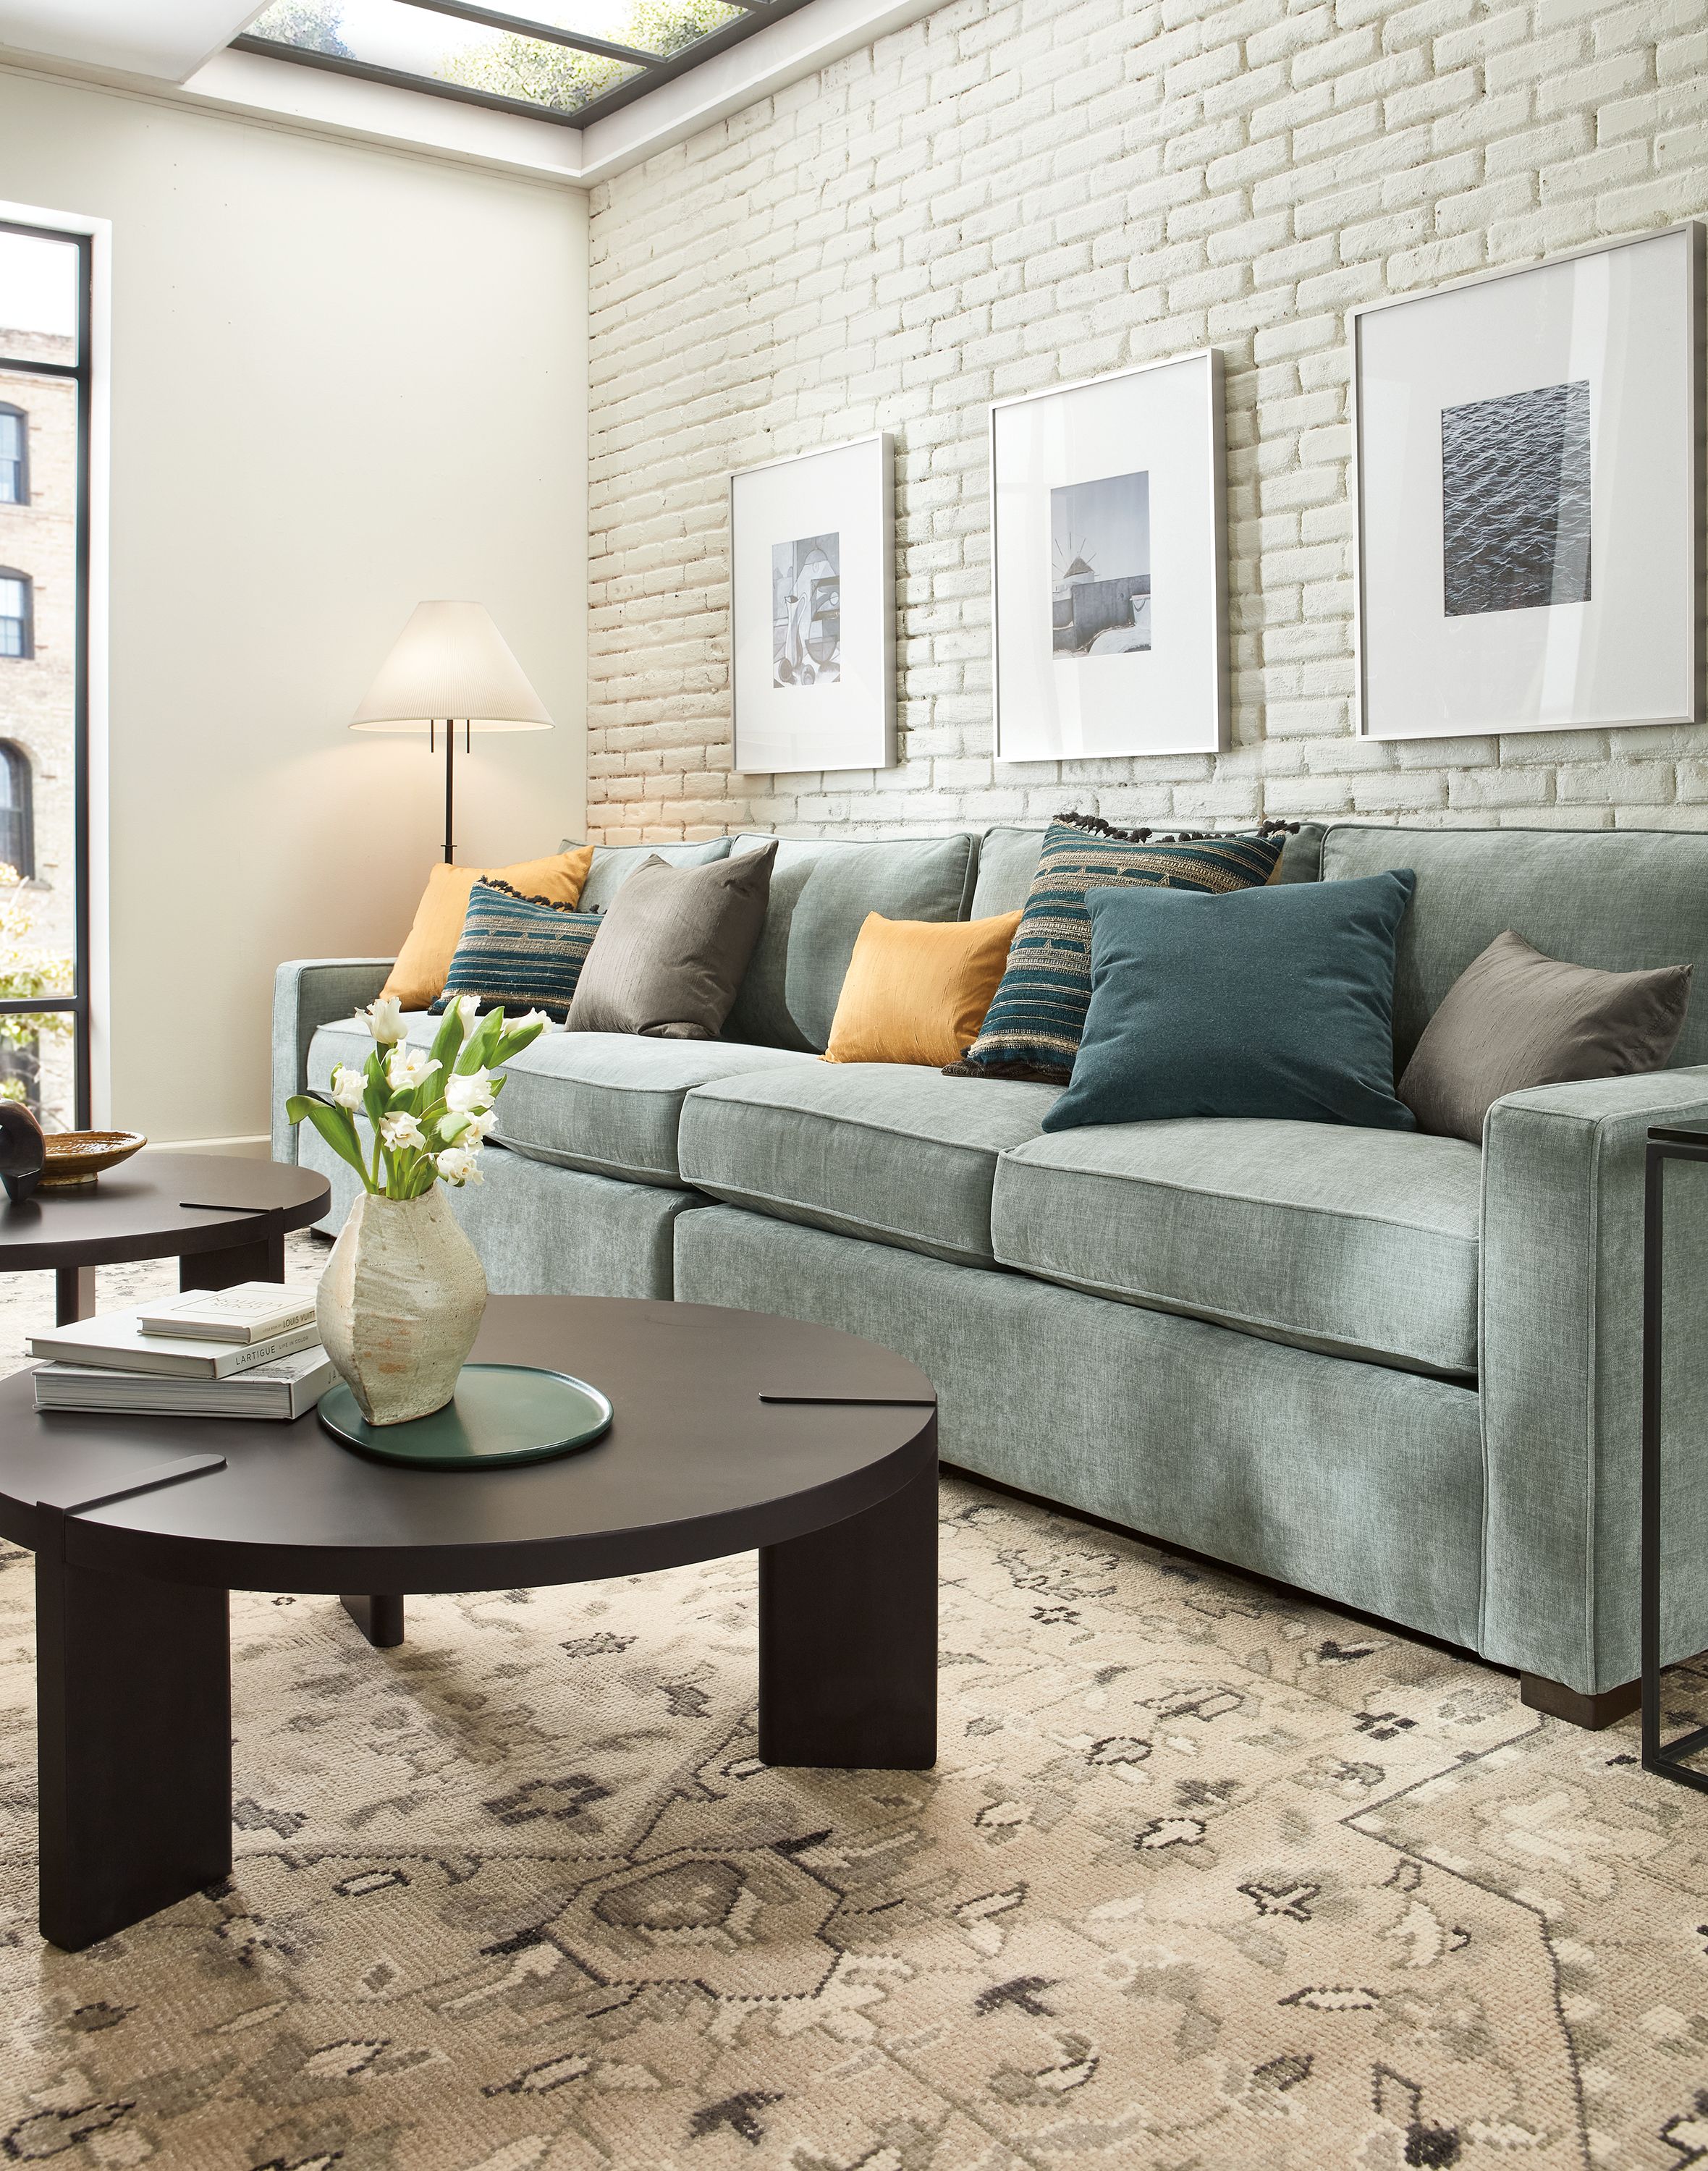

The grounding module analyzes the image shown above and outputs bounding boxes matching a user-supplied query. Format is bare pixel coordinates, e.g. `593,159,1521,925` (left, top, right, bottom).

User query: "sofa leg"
1519,1672,1639,1729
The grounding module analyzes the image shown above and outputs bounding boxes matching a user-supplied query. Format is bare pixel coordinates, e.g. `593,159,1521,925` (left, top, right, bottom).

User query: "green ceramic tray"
318,1363,613,1470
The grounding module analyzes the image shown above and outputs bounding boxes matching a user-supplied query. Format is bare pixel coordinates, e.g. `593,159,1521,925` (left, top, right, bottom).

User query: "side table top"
0,1295,937,1594
0,1150,330,1271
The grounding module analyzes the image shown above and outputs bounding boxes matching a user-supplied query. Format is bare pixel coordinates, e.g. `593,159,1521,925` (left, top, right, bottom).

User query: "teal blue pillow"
431,880,600,1024
946,816,1288,1083
1041,869,1418,1133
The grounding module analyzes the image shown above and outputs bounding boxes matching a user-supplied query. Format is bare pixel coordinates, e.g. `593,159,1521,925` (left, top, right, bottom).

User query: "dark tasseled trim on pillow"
942,1056,1072,1083
1054,812,1301,845
477,877,590,912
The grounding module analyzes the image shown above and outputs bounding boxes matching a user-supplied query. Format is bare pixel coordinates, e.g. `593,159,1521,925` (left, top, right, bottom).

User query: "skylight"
235,0,803,126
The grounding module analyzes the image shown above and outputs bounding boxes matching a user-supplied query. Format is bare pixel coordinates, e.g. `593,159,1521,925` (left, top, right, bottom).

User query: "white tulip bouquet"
287,994,549,1199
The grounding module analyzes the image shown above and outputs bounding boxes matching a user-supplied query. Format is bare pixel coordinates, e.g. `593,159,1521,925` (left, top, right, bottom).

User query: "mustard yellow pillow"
382,847,593,1010
824,910,1023,1067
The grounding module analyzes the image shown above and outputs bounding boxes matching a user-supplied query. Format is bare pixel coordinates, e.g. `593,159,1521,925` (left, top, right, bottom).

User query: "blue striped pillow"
430,879,600,1024
945,816,1288,1082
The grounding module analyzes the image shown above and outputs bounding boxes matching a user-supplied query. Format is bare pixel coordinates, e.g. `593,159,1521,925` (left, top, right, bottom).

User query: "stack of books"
30,1282,336,1420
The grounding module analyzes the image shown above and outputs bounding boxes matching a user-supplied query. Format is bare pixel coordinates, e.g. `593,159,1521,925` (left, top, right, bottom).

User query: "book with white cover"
33,1345,336,1421
28,1306,319,1378
137,1281,316,1343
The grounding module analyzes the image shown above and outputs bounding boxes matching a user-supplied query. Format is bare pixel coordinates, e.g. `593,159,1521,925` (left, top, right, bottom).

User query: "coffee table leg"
340,1592,405,1647
54,1265,97,1324
758,1457,937,1770
180,1226,285,1294
35,1525,232,1951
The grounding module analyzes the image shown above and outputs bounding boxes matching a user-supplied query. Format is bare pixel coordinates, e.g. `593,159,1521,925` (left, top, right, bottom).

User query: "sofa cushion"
491,1030,817,1186
1322,823,1708,1071
308,1015,816,1189
570,837,732,915
678,1065,1059,1265
723,831,980,1052
993,1119,1482,1376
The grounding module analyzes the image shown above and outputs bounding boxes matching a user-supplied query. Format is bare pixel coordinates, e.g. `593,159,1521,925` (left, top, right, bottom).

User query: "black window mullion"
0,219,91,1129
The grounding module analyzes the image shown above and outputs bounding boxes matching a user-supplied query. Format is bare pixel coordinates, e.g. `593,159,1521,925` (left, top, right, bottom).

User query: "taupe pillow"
567,841,777,1040
1399,929,1691,1143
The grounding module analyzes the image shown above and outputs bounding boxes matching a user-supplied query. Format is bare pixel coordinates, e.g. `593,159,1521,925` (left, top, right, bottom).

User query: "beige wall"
585,0,1708,844
0,65,588,1144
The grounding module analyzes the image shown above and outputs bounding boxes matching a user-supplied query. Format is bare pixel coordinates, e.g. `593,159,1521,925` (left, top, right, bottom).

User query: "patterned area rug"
0,1239,1704,2170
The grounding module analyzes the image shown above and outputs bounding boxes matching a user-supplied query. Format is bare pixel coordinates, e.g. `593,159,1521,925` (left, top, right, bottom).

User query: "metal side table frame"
1642,1125,1708,1788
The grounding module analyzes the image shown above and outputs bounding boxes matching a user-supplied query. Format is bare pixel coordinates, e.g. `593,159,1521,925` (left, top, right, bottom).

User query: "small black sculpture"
0,1101,45,1205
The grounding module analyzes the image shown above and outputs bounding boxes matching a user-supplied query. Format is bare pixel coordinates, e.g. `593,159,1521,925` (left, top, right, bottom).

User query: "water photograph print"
1441,380,1591,617
772,533,841,686
1050,470,1151,655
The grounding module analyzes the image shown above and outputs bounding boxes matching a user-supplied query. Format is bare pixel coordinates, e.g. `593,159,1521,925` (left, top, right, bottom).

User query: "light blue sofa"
274,822,1708,1725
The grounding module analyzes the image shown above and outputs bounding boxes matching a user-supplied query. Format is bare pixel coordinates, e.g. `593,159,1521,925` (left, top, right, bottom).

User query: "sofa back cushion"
970,820,1326,916
724,831,979,1050
1322,824,1708,1071
570,837,732,915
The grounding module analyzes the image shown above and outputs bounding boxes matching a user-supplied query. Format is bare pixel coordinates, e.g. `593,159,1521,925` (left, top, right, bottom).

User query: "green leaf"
427,1002,467,1079
289,1096,372,1184
493,1017,546,1065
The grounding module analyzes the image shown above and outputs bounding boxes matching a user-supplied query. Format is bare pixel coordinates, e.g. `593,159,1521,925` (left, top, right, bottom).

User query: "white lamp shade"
350,601,553,733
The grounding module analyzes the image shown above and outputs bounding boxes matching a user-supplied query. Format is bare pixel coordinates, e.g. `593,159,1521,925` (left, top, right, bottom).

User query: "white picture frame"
730,432,895,775
1352,223,1705,742
991,350,1228,763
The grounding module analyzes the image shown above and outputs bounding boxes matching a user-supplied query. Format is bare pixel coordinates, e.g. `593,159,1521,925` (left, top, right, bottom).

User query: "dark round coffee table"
0,1148,331,1324
0,1294,938,1951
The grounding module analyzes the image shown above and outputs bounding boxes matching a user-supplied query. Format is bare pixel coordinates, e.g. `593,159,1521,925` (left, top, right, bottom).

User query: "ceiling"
0,0,944,186
0,1,264,82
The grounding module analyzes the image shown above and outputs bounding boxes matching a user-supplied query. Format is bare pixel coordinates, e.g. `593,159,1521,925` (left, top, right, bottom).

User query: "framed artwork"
730,433,895,774
1352,223,1704,740
991,350,1227,763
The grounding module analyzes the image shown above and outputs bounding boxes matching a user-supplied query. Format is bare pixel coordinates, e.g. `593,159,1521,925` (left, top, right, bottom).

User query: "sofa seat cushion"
491,1032,819,1186
678,1065,1060,1265
309,1016,816,1188
992,1120,1483,1376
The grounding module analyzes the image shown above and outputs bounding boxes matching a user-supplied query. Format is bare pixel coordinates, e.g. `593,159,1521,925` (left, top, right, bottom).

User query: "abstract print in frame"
1353,223,1704,740
730,433,895,776
992,350,1228,763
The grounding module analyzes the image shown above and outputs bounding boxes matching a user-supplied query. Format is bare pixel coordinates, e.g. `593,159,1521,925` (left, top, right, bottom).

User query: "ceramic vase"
317,1188,487,1425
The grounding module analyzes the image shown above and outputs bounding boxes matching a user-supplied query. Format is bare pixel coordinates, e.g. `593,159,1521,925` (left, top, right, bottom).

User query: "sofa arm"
1481,1065,1708,1694
271,959,392,1164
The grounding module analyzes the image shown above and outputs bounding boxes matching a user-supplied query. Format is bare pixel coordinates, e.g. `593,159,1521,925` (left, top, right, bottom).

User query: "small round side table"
0,1148,331,1324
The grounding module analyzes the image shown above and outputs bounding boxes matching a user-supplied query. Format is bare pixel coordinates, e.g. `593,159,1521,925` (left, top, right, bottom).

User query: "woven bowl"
39,1129,147,1188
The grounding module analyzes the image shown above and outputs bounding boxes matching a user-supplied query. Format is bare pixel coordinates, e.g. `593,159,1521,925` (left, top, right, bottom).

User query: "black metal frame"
0,218,92,1130
232,0,818,131
1642,1125,1708,1787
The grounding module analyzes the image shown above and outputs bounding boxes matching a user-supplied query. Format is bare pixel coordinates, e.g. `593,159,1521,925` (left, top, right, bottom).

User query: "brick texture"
585,0,1708,846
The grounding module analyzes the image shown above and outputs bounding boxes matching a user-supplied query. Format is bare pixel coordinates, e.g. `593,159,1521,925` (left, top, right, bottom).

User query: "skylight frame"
233,0,816,130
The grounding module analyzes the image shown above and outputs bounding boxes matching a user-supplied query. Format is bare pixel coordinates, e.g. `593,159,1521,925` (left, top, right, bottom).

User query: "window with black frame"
0,406,25,504
0,221,90,1131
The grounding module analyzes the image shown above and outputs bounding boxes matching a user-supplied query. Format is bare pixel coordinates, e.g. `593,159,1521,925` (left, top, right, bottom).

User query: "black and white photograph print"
730,434,895,774
1440,380,1591,617
1353,224,1701,740
1051,472,1151,655
991,350,1227,762
771,533,841,686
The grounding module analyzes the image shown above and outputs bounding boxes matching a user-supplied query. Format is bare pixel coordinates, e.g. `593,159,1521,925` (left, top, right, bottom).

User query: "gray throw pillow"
1398,929,1691,1143
567,841,778,1040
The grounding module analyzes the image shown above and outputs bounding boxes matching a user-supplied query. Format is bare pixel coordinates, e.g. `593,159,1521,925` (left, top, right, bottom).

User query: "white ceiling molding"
0,1,262,83
0,0,945,187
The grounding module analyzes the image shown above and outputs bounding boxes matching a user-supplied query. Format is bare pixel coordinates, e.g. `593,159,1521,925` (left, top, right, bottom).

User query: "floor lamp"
350,601,553,863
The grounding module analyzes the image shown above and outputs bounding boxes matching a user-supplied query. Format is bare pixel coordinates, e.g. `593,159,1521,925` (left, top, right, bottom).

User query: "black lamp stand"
428,718,470,864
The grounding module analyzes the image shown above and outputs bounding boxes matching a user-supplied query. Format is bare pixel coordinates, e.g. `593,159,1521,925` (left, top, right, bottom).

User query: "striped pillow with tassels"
430,879,601,1024
944,815,1290,1083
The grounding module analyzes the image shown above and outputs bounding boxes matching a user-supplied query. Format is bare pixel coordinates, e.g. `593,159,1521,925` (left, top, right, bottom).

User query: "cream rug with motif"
0,1239,1704,2170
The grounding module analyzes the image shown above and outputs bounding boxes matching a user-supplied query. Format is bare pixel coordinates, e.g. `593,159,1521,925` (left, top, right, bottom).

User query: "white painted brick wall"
585,0,1708,846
